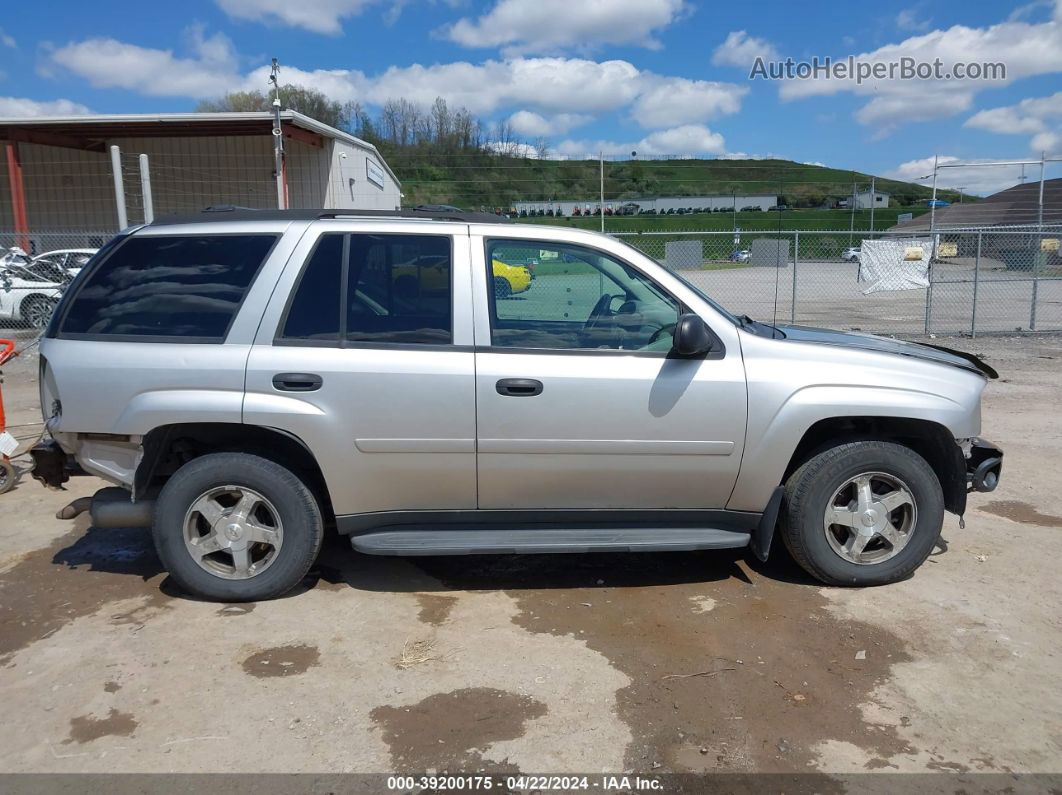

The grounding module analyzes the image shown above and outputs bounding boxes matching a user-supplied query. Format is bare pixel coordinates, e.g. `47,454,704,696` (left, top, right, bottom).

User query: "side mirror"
672,313,714,356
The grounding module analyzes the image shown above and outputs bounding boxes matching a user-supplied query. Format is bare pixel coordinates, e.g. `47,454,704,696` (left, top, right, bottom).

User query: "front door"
472,235,747,511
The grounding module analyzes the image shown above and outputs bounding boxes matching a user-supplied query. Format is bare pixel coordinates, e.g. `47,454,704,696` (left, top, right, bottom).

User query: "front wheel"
152,453,323,601
781,441,944,586
493,277,512,299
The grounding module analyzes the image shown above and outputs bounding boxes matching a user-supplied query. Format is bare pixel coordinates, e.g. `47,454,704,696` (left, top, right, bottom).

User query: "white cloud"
556,124,726,158
443,0,687,55
965,91,1062,154
0,96,91,117
711,30,779,68
215,0,380,34
507,110,591,136
779,6,1062,130
47,32,748,135
49,27,241,98
896,8,932,32
0,28,15,48
887,154,1030,195
630,78,746,127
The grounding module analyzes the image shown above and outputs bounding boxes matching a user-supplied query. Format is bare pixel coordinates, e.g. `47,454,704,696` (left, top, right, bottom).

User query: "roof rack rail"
153,206,513,225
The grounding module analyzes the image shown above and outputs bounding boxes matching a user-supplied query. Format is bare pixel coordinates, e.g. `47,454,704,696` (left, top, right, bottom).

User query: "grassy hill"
385,153,972,213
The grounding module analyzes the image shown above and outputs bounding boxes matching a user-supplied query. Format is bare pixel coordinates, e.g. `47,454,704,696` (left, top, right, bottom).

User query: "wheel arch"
134,422,335,524
782,416,967,516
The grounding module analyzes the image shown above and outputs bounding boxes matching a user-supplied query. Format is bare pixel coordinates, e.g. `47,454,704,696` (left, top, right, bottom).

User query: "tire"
493,277,512,299
21,295,58,329
781,441,944,586
152,453,323,601
0,460,16,494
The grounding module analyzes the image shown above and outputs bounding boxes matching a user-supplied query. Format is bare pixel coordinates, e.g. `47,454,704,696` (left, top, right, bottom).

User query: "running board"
350,526,751,555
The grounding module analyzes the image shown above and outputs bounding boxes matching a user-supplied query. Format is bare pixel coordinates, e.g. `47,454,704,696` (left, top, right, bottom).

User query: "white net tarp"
857,238,931,294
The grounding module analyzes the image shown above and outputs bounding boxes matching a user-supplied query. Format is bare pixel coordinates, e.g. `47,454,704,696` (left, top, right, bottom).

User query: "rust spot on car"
64,708,138,744
0,522,171,666
241,644,320,678
980,500,1062,528
416,551,914,773
371,687,546,772
416,593,458,626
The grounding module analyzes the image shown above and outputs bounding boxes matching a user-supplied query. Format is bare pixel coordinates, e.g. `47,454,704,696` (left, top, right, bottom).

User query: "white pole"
110,145,128,230
869,175,876,232
138,153,154,224
273,97,286,209
929,154,939,232
599,151,605,233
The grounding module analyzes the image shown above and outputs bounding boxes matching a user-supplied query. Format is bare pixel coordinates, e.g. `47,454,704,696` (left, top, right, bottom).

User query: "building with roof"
889,179,1062,231
0,111,401,250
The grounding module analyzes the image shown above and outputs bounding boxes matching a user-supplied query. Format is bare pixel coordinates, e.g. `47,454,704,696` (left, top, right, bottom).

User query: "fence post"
110,145,128,230
791,231,798,324
924,259,934,335
971,231,981,337
1030,236,1039,331
138,154,154,224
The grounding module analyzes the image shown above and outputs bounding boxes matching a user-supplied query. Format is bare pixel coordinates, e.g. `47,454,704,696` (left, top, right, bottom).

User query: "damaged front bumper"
964,437,1003,493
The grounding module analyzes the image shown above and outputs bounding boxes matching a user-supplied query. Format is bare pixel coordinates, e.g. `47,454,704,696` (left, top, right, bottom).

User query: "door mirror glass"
672,313,714,355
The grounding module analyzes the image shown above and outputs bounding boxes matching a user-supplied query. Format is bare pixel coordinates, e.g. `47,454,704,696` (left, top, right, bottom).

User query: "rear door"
244,222,477,518
471,230,747,511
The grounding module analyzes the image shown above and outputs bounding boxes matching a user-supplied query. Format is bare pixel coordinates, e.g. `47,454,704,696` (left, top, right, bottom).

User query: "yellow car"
390,256,531,300
491,258,532,298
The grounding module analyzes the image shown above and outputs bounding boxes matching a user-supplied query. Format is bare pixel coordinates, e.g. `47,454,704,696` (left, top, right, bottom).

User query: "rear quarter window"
58,234,277,341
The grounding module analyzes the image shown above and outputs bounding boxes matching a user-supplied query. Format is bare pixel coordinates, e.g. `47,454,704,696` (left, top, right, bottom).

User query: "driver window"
486,240,680,352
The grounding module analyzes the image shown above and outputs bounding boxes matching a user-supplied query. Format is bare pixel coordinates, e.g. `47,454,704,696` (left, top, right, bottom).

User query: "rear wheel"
781,441,944,586
152,453,323,601
493,277,512,299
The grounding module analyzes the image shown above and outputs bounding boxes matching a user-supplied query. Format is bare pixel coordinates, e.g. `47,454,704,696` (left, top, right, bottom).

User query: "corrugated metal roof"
890,178,1062,231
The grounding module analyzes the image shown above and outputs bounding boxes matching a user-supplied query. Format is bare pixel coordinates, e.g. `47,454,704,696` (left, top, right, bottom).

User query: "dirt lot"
0,334,1059,782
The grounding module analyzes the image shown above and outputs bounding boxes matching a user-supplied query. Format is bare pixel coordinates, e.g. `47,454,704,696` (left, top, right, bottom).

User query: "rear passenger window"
346,234,451,345
277,233,452,346
280,235,343,341
60,235,276,340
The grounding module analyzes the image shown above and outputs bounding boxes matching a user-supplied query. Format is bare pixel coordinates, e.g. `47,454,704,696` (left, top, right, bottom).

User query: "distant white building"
0,111,401,247
514,194,778,215
852,190,889,210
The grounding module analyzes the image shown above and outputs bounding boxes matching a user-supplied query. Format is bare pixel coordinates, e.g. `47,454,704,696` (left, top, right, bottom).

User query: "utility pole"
599,151,605,233
848,175,856,245
929,154,939,233
269,58,286,210
868,175,876,231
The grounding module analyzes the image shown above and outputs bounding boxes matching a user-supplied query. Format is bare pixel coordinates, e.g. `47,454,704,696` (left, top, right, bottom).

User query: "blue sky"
1,0,1060,193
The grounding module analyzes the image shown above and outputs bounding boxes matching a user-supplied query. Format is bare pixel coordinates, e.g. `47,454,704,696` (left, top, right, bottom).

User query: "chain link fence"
613,227,1062,336
1,225,1059,338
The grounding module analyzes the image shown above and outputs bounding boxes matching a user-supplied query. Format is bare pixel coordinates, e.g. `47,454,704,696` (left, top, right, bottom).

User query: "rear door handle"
272,373,323,392
496,378,543,397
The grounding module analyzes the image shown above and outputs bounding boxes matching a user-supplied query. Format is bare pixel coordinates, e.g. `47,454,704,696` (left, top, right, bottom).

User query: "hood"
775,325,998,379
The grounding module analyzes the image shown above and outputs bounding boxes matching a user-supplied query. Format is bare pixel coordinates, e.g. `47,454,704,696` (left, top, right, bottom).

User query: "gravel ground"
0,333,1059,783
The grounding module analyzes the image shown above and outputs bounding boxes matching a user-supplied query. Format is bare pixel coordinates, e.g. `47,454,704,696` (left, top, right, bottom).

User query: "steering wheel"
583,293,618,331
647,322,677,346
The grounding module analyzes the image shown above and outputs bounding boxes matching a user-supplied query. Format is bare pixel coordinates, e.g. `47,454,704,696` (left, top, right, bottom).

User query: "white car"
841,247,861,262
0,248,97,328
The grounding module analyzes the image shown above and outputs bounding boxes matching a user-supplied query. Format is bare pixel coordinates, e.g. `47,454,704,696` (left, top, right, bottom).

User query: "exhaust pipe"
57,487,155,528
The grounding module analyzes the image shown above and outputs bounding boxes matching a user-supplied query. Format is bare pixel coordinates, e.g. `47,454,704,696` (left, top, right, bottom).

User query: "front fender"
727,384,976,512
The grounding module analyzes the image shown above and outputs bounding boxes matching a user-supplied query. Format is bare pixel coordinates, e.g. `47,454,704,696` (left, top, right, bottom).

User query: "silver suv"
31,209,1003,601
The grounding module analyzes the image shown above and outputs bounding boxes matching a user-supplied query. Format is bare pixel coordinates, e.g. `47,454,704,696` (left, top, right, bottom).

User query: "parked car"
841,247,861,262
729,249,750,263
0,248,97,328
32,208,1002,601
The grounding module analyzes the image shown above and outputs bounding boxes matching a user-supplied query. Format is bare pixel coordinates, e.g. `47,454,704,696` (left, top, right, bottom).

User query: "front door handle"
273,373,323,392
496,378,543,397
